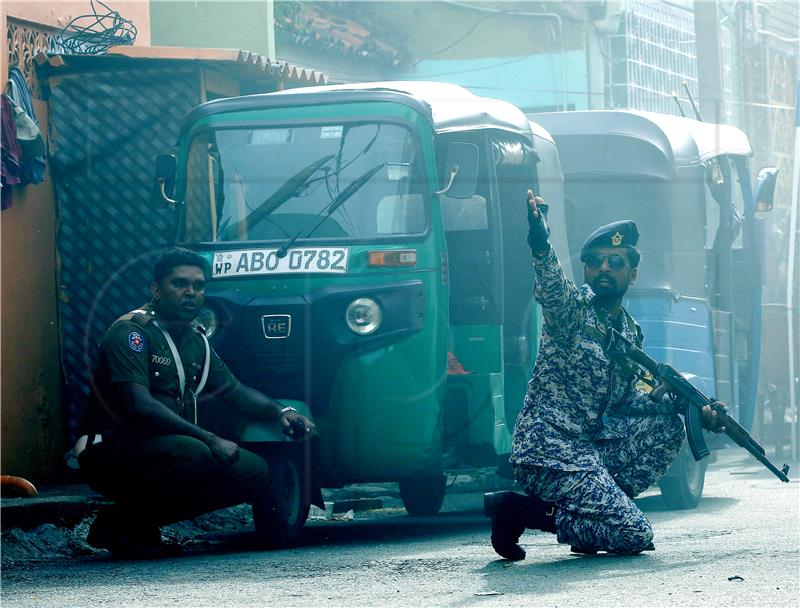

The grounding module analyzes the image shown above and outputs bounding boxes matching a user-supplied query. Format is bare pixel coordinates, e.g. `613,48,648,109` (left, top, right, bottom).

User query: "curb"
1,495,111,531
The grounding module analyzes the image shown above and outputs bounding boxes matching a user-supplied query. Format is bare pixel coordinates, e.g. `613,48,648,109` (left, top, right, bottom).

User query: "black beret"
580,220,641,267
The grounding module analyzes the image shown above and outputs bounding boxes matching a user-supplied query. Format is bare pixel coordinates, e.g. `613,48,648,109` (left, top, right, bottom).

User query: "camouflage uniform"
510,247,684,554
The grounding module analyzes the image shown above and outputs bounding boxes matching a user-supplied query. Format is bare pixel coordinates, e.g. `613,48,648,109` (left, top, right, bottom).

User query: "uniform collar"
142,301,202,334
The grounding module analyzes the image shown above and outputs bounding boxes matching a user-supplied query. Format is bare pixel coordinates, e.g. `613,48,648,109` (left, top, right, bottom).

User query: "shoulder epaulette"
114,308,156,328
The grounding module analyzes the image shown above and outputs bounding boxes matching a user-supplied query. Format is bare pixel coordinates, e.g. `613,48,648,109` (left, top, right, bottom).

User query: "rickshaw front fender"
238,399,314,443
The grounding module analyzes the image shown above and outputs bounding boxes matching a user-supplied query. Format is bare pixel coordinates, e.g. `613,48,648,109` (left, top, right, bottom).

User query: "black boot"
484,491,527,560
87,509,180,560
522,496,557,533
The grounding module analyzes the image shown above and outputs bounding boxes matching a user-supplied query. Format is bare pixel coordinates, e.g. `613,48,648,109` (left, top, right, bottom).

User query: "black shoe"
87,512,180,560
484,492,526,560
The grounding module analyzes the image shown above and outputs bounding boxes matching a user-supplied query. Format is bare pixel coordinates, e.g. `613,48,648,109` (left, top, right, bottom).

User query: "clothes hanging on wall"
7,68,37,122
6,67,46,185
1,95,23,210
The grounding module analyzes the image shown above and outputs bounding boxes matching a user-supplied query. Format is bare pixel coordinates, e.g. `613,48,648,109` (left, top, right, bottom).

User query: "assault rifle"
608,328,790,483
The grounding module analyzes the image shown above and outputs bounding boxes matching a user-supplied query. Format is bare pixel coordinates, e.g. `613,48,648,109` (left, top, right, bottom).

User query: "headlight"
195,306,219,338
345,298,382,335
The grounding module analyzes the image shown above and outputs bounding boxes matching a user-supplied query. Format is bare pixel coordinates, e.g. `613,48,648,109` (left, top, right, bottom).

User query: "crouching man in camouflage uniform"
485,192,725,559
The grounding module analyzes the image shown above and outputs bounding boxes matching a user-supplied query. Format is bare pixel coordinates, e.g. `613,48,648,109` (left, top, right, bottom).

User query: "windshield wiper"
276,162,385,257
217,154,334,242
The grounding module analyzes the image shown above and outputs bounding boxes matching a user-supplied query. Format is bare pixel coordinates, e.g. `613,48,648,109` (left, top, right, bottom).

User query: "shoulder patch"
128,331,146,353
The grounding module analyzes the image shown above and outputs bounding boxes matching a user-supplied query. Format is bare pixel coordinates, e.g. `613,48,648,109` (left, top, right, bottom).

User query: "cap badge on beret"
611,231,623,246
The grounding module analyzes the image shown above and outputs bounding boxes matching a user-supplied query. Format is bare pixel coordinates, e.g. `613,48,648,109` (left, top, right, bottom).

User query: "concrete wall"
4,0,151,46
358,2,589,110
0,97,63,481
150,0,271,55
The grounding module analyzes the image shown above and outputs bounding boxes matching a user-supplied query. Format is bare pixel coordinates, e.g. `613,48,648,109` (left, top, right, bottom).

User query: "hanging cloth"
1,95,22,210
6,67,46,185
6,67,37,123
10,100,46,185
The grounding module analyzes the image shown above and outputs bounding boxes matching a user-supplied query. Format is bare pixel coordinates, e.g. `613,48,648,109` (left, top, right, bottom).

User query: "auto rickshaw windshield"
183,122,428,243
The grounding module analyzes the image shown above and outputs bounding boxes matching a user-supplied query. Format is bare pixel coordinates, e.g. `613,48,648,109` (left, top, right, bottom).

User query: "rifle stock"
609,329,790,483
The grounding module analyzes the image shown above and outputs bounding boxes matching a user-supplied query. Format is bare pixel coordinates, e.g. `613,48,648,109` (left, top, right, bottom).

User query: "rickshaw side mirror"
152,153,177,207
754,166,779,212
438,142,479,199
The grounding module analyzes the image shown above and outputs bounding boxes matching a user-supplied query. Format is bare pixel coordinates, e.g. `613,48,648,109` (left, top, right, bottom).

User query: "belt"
74,433,103,457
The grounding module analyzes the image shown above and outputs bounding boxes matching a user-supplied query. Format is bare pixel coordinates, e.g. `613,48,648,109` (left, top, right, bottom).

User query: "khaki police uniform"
79,303,270,530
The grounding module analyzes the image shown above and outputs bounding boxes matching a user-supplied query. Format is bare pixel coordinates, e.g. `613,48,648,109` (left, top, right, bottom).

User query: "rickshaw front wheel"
399,473,447,516
657,441,707,510
251,444,310,548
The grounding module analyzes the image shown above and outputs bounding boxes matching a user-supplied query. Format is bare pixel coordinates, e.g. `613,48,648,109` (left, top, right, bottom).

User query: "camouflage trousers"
515,413,684,555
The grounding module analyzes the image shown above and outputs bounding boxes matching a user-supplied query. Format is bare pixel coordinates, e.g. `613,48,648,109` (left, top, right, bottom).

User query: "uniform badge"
128,331,145,352
611,231,624,246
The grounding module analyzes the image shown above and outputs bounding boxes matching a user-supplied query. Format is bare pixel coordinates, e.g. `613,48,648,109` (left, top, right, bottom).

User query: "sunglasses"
583,253,630,271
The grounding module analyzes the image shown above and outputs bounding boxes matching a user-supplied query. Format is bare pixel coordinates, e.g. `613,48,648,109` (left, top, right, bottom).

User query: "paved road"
2,453,798,608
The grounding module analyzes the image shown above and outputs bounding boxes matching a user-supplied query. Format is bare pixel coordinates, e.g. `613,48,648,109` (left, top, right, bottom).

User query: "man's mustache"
592,274,617,288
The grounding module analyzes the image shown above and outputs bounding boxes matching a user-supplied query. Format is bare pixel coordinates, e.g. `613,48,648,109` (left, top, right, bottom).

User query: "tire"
252,445,310,548
658,442,708,510
399,474,447,516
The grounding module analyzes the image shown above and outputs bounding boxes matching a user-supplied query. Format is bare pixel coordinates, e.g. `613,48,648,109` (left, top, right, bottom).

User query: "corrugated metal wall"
47,65,202,440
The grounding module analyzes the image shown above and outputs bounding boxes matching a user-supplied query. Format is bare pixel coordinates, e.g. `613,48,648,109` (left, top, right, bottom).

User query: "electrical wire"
57,0,137,55
425,9,512,59
412,53,539,79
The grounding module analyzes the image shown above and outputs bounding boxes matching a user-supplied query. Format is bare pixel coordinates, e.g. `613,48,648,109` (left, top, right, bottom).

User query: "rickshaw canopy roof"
184,81,534,140
533,110,753,180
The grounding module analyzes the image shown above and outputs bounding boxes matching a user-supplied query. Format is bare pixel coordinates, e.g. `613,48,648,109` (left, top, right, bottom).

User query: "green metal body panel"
496,302,542,436
492,375,511,455
238,399,312,443
323,323,447,483
448,325,503,374
445,372,505,451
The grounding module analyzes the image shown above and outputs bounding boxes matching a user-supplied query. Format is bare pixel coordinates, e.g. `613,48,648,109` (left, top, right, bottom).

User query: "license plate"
212,247,350,278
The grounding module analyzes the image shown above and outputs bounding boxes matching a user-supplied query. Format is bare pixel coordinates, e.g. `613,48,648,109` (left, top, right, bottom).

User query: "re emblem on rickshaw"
611,231,624,246
262,314,291,339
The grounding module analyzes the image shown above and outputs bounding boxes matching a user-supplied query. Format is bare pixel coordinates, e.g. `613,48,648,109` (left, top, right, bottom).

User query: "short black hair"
153,248,209,283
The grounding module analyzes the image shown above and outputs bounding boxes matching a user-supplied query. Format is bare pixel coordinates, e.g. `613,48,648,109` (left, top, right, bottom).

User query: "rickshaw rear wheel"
399,473,447,516
251,444,310,548
658,442,707,509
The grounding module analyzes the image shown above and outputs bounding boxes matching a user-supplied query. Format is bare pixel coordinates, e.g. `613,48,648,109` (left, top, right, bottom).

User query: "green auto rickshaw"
153,81,567,544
